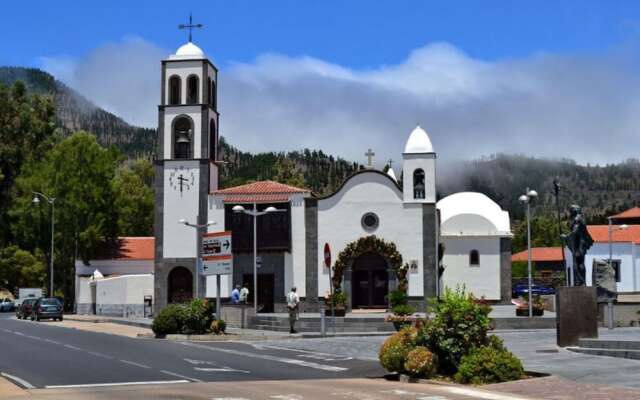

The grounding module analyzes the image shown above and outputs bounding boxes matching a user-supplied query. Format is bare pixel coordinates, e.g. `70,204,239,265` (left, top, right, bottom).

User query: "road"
0,313,382,390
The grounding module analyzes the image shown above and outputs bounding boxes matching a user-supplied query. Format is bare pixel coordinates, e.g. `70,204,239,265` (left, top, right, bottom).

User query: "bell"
176,131,190,144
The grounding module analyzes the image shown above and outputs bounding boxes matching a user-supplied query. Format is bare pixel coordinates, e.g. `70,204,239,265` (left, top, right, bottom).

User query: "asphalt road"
0,313,383,390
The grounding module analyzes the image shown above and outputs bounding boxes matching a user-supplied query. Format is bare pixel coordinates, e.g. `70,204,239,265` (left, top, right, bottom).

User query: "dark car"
512,283,555,297
31,298,63,321
16,298,38,319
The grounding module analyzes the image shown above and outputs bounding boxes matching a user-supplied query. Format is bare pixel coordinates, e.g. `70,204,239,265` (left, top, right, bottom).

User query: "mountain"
3,66,639,218
0,67,155,157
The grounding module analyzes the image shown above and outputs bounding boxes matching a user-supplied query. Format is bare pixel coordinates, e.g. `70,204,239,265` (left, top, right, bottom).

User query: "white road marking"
441,386,533,400
212,398,251,400
87,351,114,359
417,397,449,400
1,372,35,389
119,359,152,369
270,395,303,400
13,331,25,336
181,342,348,372
194,367,250,373
253,344,353,361
44,338,61,345
44,380,189,389
24,334,42,340
160,370,203,383
63,344,83,351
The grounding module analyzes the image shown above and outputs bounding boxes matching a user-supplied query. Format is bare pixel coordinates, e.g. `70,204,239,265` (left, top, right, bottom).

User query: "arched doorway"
352,252,389,309
168,267,193,303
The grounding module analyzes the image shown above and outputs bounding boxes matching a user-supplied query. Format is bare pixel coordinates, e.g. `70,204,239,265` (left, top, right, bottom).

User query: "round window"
361,212,379,231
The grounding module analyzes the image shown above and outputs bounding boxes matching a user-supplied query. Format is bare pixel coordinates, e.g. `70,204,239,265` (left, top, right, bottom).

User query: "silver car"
0,298,14,312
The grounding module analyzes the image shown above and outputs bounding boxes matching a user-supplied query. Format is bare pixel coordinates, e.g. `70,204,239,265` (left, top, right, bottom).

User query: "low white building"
75,237,154,317
565,225,640,293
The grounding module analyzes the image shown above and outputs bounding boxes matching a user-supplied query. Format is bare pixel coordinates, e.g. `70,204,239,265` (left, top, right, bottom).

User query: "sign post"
202,231,233,318
324,243,335,335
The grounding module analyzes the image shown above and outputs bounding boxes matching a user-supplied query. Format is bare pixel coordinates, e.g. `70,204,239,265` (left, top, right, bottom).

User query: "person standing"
231,285,241,304
286,287,300,334
239,284,249,304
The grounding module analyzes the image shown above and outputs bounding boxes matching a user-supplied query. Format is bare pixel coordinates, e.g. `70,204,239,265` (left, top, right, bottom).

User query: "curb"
65,315,152,329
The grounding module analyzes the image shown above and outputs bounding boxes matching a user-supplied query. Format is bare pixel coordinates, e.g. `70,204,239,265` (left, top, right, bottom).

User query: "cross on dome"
178,13,203,43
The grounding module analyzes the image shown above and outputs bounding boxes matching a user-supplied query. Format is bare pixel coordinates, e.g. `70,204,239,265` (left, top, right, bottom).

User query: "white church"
76,39,513,316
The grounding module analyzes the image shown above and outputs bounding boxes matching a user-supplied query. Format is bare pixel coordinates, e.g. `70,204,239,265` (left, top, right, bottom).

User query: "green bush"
378,327,417,374
392,304,415,316
387,290,408,307
210,319,226,334
416,287,492,374
404,346,437,378
454,340,524,384
151,299,214,336
151,304,182,336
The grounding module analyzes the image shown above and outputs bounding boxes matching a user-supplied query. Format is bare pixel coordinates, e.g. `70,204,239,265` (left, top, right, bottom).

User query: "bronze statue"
562,205,594,286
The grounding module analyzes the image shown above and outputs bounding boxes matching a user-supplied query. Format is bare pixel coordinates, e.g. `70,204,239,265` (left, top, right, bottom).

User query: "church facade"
154,41,513,314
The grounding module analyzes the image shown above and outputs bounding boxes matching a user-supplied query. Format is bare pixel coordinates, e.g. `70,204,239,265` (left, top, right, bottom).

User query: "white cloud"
40,38,640,165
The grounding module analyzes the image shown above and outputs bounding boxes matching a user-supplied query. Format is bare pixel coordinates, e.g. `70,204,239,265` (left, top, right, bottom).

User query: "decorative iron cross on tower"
365,148,375,167
179,14,203,43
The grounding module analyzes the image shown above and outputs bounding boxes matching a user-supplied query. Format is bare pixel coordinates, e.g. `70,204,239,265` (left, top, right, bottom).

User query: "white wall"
290,194,307,297
566,242,638,292
163,106,203,159
441,236,501,300
95,275,153,305
163,160,200,258
75,276,93,304
317,172,424,297
165,61,205,105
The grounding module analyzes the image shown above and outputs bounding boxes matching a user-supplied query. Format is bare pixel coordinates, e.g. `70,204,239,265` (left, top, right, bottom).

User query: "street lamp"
32,192,55,297
606,219,629,330
519,188,538,318
232,204,284,313
179,218,216,301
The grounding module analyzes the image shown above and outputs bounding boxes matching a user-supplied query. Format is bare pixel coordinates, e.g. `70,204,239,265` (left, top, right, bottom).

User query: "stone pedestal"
556,286,598,347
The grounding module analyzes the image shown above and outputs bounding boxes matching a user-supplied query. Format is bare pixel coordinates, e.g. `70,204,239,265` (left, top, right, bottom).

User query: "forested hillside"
3,66,639,220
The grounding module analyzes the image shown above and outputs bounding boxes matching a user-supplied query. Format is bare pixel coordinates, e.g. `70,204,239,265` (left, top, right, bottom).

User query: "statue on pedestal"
562,205,594,286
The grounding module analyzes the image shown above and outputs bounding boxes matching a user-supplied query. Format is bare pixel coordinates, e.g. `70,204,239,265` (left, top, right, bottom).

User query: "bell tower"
154,27,220,313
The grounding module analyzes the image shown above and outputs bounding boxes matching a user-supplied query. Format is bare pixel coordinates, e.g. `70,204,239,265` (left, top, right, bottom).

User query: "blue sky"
3,1,640,165
3,0,638,69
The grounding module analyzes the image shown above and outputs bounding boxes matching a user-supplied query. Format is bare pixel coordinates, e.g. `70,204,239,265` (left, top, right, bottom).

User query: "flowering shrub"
378,327,417,373
404,346,437,378
454,337,524,384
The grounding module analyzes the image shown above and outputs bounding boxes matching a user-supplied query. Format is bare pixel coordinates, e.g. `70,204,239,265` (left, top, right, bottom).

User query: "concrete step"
567,346,640,360
578,339,640,351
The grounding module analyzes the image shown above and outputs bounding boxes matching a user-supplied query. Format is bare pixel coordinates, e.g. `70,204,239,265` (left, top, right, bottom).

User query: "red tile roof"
114,237,155,260
512,247,564,262
214,181,310,203
610,207,640,220
587,225,640,244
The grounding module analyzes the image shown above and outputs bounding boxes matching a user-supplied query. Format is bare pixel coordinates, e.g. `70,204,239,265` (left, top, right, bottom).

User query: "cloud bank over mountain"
40,36,640,166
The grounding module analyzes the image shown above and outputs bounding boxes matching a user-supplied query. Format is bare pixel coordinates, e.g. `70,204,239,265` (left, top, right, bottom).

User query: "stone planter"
516,307,544,317
325,307,346,317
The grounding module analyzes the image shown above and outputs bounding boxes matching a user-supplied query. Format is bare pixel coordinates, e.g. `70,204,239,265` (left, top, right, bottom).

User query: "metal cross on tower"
365,148,375,167
387,158,394,169
179,14,203,43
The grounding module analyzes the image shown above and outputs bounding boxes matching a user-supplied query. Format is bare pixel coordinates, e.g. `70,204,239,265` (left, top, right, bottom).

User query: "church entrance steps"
567,338,640,360
249,314,395,333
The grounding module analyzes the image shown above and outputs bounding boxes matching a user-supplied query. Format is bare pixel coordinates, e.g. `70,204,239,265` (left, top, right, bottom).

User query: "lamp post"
232,204,284,313
179,218,216,301
606,218,628,330
519,188,538,318
32,192,55,297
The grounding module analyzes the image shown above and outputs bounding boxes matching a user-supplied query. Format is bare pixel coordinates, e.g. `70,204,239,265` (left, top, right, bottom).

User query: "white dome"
437,192,511,236
169,42,205,59
387,167,397,182
404,125,434,153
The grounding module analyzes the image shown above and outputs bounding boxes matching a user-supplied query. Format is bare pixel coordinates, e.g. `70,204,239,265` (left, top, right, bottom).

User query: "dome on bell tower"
169,42,206,60
404,125,434,154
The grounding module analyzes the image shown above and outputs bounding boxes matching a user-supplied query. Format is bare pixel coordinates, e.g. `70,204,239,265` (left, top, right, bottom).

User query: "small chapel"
150,39,514,314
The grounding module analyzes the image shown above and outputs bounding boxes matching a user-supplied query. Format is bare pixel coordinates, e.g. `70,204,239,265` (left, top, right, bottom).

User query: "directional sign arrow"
223,240,230,250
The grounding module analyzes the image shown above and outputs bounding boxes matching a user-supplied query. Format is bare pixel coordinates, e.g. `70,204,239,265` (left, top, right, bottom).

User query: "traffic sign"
324,243,331,267
202,231,233,275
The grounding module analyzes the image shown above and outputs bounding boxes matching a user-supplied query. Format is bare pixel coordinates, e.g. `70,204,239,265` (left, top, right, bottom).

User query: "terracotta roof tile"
587,225,640,244
610,207,640,220
114,237,155,260
512,247,564,262
214,180,310,203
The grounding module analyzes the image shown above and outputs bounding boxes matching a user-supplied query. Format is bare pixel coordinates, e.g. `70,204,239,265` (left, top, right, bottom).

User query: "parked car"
512,283,555,297
0,298,14,312
16,298,38,319
31,298,63,321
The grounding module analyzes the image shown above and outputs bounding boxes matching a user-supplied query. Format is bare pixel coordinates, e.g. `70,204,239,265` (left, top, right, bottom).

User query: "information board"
201,231,233,275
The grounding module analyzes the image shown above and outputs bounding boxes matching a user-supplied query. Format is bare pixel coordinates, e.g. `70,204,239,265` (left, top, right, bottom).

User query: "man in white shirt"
286,286,300,334
239,284,249,304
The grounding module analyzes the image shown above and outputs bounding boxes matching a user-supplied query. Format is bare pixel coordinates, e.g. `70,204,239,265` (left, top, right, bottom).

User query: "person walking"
286,286,300,334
